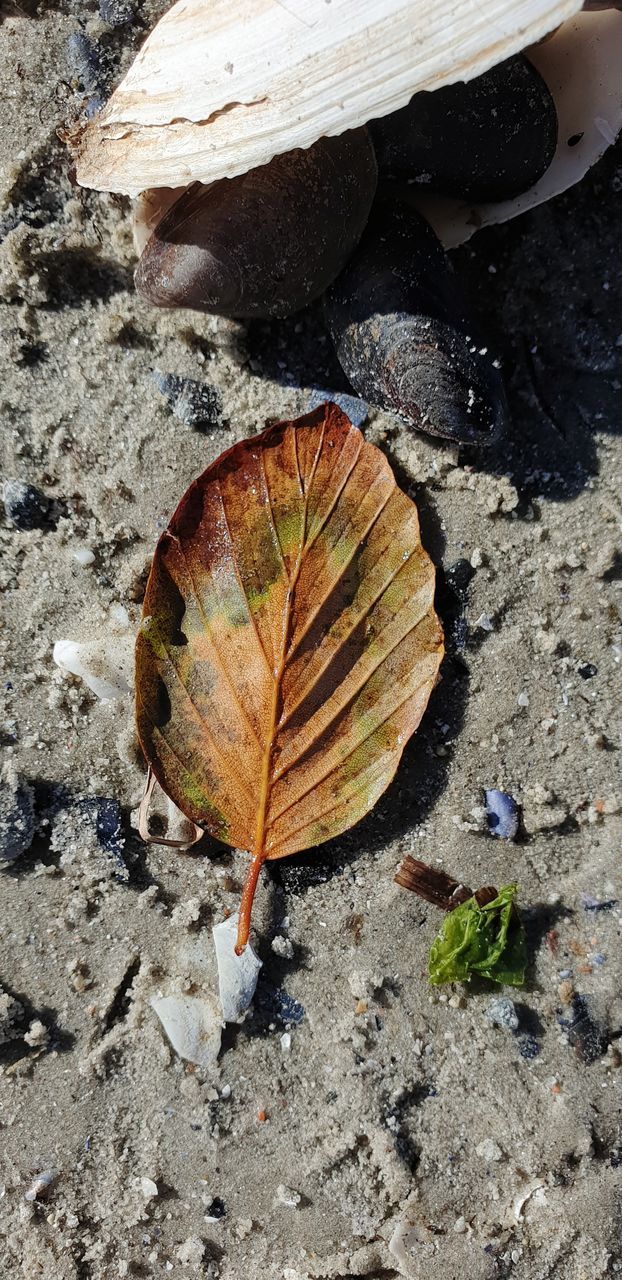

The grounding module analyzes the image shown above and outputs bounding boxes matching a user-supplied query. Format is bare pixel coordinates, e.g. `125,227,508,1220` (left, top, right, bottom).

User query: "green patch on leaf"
428,884,527,986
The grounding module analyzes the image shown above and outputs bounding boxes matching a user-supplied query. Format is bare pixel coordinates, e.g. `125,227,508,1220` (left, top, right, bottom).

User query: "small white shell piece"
212,913,262,1024
150,992,222,1069
76,0,582,196
414,10,622,246
53,634,133,701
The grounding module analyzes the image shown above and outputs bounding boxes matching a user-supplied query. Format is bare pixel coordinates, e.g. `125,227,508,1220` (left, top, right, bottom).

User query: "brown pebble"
257,1109,267,1123
354,999,368,1015
558,980,574,1004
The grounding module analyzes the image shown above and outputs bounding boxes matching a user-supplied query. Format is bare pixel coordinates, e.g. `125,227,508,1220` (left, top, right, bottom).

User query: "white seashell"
76,0,582,197
212,913,262,1024
53,623,134,702
414,10,622,245
150,992,222,1068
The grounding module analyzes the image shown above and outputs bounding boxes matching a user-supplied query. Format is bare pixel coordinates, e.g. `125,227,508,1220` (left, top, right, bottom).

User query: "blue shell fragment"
306,389,368,428
484,789,520,840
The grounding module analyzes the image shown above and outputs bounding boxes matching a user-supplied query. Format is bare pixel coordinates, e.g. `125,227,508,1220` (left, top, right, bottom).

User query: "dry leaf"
136,404,443,950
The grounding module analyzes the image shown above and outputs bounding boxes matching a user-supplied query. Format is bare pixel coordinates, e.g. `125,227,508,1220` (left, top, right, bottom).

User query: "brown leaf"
136,404,444,950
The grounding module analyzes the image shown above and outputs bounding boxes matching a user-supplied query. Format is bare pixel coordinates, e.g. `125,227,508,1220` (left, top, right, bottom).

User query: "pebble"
476,1138,503,1162
517,1034,540,1060
72,547,96,567
66,30,104,95
99,0,134,25
474,613,494,632
275,1184,301,1208
24,1019,49,1049
271,935,294,960
486,997,520,1032
578,662,598,680
94,797,128,883
140,1177,159,1199
484,789,520,840
0,766,35,862
152,371,224,429
255,986,305,1027
24,1170,57,1202
2,480,49,531
560,994,609,1064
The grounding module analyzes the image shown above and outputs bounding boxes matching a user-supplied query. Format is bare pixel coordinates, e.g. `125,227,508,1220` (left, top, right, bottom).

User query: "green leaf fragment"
428,884,527,986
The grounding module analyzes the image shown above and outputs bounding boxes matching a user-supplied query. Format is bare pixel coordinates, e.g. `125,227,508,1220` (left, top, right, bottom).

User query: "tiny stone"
476,1138,503,1162
3,480,49,531
152,371,224,430
73,547,95,567
474,612,494,632
517,1033,540,1060
275,1184,301,1208
280,1032,291,1053
578,662,598,680
99,0,134,24
486,997,519,1032
453,1216,467,1233
271,935,294,959
24,1019,49,1049
470,547,484,568
176,1237,206,1268
140,1177,158,1199
517,690,530,707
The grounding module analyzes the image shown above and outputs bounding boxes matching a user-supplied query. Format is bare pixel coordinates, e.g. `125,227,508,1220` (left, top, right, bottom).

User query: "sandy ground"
1,4,621,1278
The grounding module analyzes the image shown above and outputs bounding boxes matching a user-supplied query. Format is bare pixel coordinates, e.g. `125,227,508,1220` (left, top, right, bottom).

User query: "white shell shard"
53,629,133,701
150,993,222,1068
76,0,582,196
414,10,622,246
212,913,262,1024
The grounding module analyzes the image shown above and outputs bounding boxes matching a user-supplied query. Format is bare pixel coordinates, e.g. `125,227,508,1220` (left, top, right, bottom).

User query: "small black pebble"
66,30,104,96
206,1197,226,1219
444,559,476,600
561,994,609,1064
152,371,225,430
578,662,597,680
517,1034,540,1060
255,984,305,1028
3,480,49,531
99,0,134,25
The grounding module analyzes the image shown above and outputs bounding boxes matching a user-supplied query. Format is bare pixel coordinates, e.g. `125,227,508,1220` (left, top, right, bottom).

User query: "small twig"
395,856,497,911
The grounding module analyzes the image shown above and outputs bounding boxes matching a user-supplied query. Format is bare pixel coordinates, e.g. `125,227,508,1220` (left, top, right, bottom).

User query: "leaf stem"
236,852,264,954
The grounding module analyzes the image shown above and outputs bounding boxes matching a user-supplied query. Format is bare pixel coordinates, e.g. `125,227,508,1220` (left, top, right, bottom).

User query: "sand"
1,4,621,1278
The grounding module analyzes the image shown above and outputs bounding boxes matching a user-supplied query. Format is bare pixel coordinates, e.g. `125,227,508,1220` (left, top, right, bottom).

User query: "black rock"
559,994,609,1064
66,31,104,96
325,198,506,445
152,371,225,430
99,0,134,25
369,55,558,202
3,480,49,531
